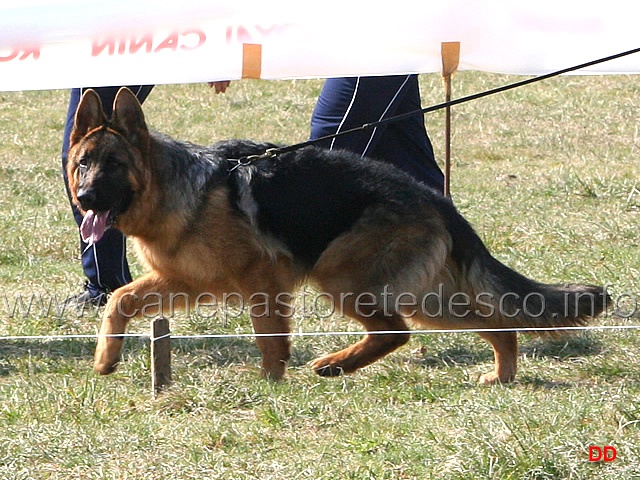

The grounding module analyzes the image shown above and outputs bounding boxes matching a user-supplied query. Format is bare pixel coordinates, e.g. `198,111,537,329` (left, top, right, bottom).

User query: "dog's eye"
78,157,88,169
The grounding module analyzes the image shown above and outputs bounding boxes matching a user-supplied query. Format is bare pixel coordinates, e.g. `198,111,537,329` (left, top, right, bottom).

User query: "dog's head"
67,87,150,244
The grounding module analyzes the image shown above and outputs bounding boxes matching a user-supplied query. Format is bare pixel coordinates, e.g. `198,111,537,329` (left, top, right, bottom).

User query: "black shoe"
64,284,108,308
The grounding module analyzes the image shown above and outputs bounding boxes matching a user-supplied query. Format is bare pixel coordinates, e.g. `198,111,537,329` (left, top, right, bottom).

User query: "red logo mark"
588,445,617,462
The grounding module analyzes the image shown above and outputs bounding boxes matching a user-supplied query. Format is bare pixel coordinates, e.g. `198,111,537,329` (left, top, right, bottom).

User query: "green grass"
1,74,640,479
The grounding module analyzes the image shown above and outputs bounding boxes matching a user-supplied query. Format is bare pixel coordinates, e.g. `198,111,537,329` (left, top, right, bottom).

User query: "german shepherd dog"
67,87,607,385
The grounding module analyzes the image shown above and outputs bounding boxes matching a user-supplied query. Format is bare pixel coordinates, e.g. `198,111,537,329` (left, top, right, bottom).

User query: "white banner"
2,0,640,91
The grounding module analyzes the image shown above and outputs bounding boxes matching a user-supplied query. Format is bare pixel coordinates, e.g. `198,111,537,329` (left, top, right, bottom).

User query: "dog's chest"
134,239,226,286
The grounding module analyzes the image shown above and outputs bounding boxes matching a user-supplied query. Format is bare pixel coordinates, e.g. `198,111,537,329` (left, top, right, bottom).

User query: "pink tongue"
80,210,110,245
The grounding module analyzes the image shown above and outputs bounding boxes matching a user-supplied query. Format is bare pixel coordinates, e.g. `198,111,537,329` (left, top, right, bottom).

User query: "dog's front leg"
250,294,292,381
94,272,191,375
94,301,128,375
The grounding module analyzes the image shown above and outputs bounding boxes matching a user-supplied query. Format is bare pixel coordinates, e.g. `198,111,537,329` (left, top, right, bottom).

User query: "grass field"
0,73,639,479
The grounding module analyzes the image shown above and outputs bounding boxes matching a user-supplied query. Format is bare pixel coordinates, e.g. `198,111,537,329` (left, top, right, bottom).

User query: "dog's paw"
260,362,286,382
94,359,119,375
310,355,346,377
478,370,515,385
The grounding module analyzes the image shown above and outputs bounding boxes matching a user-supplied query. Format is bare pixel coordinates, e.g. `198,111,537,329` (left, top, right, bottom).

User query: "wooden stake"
151,316,172,396
441,42,460,198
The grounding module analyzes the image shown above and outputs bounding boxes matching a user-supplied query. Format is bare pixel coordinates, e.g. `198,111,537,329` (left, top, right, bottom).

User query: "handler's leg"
310,75,444,192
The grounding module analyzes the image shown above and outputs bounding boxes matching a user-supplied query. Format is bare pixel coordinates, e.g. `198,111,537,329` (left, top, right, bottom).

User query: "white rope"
0,333,147,341
1,323,639,343
170,323,640,339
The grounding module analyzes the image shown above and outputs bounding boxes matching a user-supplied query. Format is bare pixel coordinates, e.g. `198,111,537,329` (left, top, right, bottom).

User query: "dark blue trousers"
310,75,444,192
61,85,153,296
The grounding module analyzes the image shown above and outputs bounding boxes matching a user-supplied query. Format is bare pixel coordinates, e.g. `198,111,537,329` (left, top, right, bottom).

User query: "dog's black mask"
75,143,134,217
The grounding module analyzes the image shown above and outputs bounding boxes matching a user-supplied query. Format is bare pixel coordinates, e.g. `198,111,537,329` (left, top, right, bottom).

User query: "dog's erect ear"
70,89,106,145
112,87,149,150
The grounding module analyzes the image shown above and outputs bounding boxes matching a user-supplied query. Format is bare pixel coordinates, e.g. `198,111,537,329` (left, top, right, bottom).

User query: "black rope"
271,46,640,156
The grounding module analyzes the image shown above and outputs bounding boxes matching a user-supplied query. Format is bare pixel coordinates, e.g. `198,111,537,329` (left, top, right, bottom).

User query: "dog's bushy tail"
475,252,608,333
443,204,608,333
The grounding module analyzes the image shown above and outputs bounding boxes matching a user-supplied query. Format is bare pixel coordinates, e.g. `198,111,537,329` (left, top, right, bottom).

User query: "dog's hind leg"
477,330,519,385
308,214,449,376
310,299,411,376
